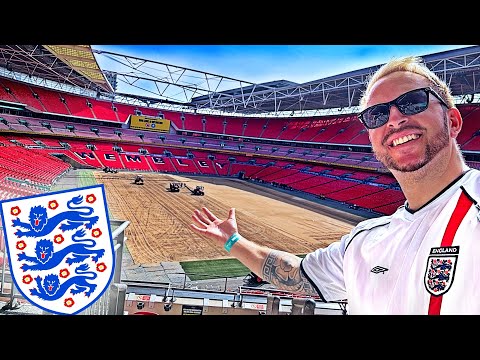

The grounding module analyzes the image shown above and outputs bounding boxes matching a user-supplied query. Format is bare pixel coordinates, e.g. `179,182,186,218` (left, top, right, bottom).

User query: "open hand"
190,207,238,245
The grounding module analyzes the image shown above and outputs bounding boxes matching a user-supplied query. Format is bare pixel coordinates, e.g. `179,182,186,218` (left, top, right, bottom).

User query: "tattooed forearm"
261,250,318,297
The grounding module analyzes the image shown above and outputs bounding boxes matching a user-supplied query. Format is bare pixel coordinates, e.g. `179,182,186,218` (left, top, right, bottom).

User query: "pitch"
91,171,361,265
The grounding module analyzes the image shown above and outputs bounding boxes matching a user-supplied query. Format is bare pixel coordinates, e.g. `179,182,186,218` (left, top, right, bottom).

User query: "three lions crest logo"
0,184,115,315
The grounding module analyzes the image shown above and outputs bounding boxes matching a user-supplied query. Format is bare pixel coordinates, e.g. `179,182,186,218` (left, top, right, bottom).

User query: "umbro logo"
371,266,388,274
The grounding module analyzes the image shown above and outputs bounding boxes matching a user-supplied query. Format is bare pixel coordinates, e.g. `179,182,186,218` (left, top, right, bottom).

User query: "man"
190,56,480,315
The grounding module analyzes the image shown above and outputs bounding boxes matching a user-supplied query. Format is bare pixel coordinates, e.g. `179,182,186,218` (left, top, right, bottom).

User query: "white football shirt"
301,168,480,314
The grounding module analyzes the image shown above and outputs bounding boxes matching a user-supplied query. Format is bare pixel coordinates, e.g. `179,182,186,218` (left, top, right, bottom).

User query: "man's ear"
448,108,463,139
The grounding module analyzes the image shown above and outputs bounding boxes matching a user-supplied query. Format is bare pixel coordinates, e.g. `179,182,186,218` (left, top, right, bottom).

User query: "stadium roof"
0,45,113,93
1,45,480,117
188,45,480,115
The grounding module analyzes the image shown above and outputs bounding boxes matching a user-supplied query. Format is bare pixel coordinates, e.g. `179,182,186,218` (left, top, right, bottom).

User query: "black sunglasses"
358,87,449,129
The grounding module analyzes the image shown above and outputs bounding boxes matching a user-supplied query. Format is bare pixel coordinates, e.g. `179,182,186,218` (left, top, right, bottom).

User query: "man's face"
365,72,450,172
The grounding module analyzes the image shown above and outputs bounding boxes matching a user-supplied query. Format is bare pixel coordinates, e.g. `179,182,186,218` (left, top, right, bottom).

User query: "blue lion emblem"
18,229,105,271
30,263,98,300
427,259,452,292
12,195,99,238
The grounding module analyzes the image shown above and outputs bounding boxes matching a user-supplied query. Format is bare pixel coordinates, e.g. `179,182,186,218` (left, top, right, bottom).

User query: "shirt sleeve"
301,232,351,302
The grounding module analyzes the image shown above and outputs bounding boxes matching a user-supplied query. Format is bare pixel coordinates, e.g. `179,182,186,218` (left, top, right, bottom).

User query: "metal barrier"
0,219,130,315
264,293,344,315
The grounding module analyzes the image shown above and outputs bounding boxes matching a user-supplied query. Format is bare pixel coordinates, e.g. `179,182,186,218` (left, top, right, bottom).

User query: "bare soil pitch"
94,172,362,265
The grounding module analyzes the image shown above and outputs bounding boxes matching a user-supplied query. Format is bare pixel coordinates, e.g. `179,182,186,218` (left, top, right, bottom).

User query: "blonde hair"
359,56,455,110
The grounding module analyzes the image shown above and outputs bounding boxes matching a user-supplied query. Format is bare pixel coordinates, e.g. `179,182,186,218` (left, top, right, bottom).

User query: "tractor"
168,182,180,192
192,186,204,196
184,184,204,196
134,175,144,185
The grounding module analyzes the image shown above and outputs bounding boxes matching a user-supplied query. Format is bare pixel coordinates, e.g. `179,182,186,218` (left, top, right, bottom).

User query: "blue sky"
92,45,472,85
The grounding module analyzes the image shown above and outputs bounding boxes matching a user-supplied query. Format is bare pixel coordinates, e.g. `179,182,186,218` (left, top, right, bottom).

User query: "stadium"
0,45,479,315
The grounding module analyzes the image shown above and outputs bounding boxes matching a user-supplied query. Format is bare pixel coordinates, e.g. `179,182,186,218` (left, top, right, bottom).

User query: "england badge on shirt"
0,184,115,315
424,246,459,296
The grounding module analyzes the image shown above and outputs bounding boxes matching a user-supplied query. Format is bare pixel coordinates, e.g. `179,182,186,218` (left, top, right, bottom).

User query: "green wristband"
224,233,240,252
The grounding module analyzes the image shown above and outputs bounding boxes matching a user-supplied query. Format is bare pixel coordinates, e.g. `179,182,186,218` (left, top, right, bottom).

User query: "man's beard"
373,116,449,172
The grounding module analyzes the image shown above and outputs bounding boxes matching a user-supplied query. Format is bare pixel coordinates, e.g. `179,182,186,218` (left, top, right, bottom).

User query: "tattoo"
262,250,318,297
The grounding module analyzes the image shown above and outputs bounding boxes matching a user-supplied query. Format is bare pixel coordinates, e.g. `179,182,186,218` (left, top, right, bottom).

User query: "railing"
0,219,130,315
122,277,348,315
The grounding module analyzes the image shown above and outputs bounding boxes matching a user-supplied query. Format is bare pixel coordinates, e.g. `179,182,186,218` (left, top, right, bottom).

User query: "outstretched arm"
190,207,318,297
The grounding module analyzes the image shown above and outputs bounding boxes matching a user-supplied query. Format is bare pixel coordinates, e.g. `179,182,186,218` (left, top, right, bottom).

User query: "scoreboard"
129,115,170,132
